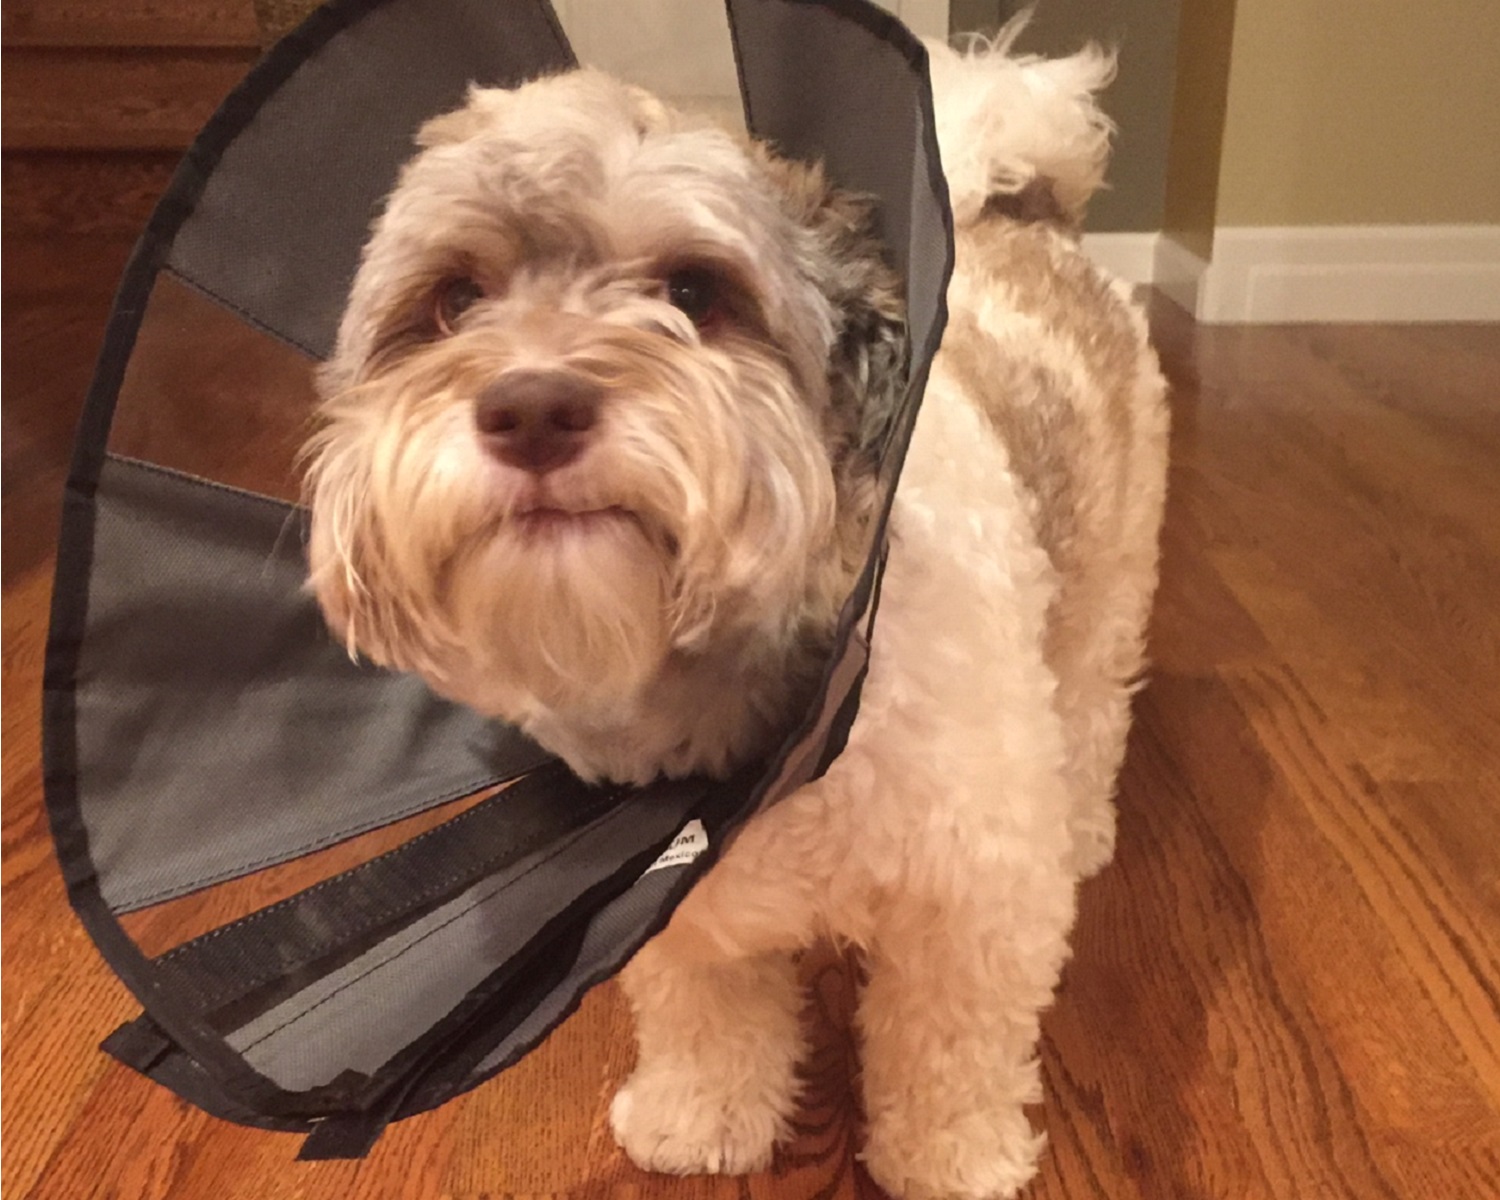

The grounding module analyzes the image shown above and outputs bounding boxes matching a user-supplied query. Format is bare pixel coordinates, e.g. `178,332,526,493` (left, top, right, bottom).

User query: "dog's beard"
304,325,839,720
448,511,673,710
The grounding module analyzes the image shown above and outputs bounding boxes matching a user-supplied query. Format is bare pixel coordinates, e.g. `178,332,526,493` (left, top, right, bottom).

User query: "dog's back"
925,31,1171,871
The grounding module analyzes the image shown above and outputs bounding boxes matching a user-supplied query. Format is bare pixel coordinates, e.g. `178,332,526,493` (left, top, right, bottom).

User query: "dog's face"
303,71,905,779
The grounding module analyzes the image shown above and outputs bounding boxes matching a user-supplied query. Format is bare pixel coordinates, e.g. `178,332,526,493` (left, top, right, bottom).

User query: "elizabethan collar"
43,0,954,1159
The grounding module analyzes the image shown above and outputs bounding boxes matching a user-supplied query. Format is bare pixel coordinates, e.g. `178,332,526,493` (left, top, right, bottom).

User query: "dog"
302,29,1168,1200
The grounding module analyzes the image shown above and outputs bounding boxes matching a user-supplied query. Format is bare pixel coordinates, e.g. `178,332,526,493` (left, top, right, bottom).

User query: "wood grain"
2,48,255,151
3,240,1499,1199
2,0,260,49
2,152,181,237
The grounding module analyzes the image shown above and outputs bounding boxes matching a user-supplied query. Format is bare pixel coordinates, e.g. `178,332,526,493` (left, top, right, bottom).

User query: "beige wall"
1002,0,1184,234
1216,0,1500,226
1160,0,1237,260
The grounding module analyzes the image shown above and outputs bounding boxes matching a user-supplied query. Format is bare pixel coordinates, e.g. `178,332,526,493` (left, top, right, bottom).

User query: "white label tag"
644,819,709,875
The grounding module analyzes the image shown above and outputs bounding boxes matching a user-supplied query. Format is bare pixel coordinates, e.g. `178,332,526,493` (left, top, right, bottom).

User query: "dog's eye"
665,268,720,326
435,276,484,335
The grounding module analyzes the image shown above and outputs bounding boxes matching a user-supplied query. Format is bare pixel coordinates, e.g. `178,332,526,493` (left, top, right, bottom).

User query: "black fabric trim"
299,1110,397,1160
102,1015,174,1074
150,1043,317,1133
724,0,755,132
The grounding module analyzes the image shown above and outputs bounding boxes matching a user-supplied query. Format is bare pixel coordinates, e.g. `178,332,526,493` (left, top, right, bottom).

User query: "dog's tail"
924,17,1115,229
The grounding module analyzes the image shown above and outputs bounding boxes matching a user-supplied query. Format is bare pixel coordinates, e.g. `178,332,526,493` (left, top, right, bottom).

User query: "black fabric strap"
151,761,617,1019
102,1014,175,1073
299,1109,400,1160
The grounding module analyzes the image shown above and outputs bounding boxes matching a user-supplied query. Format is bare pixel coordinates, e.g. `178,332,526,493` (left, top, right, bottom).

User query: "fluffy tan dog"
303,31,1167,1200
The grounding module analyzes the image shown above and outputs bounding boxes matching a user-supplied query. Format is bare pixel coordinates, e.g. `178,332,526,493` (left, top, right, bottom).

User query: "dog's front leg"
609,791,834,1174
857,878,1075,1200
610,941,804,1174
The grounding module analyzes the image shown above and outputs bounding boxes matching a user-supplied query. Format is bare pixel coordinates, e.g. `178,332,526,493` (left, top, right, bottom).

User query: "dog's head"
303,70,906,781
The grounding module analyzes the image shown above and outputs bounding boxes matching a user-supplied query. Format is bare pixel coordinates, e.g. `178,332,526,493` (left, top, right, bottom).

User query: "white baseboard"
1198,225,1500,323
1081,232,1159,287
1153,234,1208,316
1081,224,1500,323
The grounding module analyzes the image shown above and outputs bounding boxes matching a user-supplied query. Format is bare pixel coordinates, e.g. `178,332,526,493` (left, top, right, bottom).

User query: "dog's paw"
861,1110,1045,1200
609,1066,789,1175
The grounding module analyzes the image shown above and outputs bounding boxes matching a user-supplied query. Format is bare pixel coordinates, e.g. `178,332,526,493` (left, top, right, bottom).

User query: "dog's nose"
474,371,601,474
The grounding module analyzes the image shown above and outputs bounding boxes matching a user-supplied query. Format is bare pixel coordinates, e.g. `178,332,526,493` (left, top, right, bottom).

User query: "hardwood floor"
4,244,1498,1199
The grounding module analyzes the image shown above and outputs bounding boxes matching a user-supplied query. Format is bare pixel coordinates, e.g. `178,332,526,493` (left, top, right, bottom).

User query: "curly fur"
302,32,1167,1200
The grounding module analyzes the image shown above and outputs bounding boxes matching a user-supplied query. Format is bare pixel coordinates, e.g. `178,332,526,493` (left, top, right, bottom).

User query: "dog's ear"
761,152,910,460
621,84,671,133
826,232,910,460
416,85,511,147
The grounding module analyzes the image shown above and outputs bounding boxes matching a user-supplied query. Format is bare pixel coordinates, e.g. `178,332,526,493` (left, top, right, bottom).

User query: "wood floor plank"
1147,481,1274,676
1121,678,1406,1200
1167,356,1500,783
3,152,181,237
1209,539,1497,783
5,243,1499,1197
2,0,260,50
24,1064,219,1200
2,47,256,152
1295,323,1500,454
1096,679,1371,1200
1227,667,1500,1089
1384,780,1500,934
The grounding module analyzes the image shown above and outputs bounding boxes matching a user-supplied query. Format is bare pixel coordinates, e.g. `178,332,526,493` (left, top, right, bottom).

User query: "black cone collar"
43,0,953,1158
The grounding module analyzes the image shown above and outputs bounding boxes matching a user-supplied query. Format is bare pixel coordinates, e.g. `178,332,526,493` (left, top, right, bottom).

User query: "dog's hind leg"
1049,600,1144,880
1048,372,1170,880
1051,579,1155,879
